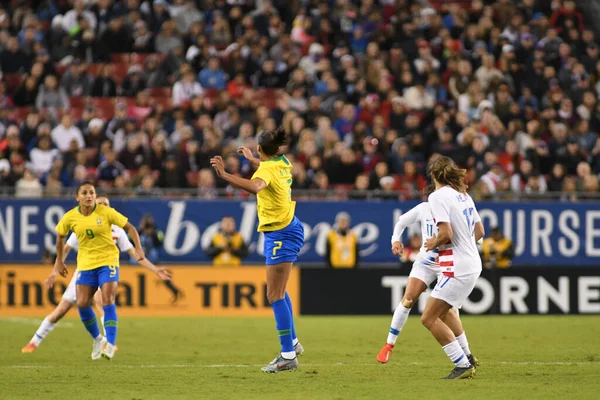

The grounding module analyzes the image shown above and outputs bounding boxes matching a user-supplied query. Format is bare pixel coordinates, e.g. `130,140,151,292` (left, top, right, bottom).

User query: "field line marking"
0,317,74,328
3,361,598,369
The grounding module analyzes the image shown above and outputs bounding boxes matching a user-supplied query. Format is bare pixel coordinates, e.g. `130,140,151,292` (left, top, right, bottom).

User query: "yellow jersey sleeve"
55,212,72,236
252,163,272,186
105,206,128,228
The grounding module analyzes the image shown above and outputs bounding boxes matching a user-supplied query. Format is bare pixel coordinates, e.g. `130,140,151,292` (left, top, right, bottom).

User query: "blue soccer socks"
284,292,298,343
271,298,295,358
78,306,101,339
103,304,118,345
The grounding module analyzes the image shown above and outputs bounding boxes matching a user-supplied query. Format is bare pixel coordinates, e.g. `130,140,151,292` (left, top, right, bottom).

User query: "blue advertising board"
0,199,599,266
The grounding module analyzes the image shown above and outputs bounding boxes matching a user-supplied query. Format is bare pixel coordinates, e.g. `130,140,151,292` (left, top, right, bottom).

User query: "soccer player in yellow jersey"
45,181,145,361
211,127,304,373
22,196,171,354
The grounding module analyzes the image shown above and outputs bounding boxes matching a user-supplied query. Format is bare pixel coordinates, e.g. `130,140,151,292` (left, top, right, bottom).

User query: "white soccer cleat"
102,342,116,360
92,337,106,360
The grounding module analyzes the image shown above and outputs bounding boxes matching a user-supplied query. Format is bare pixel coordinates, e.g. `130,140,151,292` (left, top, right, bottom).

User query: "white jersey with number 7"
428,186,482,278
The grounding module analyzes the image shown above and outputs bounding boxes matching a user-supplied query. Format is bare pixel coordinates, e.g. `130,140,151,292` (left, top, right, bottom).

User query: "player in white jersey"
377,201,479,368
421,156,485,379
22,196,171,353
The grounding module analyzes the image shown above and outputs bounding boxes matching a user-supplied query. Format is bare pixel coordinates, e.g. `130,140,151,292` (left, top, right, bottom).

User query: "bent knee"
401,297,416,309
266,291,285,304
75,299,91,309
420,313,436,329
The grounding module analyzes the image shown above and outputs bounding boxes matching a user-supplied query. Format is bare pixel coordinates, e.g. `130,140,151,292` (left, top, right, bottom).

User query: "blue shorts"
264,216,305,266
76,266,120,288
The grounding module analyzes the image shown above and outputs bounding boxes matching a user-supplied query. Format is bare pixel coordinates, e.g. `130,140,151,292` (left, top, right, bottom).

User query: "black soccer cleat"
468,354,479,368
442,365,476,380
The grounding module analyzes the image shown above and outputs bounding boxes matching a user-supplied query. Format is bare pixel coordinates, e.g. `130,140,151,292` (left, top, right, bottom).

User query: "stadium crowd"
0,0,599,200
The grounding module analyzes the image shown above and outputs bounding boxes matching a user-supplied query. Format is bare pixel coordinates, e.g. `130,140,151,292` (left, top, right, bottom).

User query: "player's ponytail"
274,126,290,147
428,156,468,193
258,126,289,157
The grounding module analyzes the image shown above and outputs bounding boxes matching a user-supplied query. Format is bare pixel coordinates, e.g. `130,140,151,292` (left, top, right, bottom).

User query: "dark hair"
427,156,468,193
258,126,290,156
76,180,95,193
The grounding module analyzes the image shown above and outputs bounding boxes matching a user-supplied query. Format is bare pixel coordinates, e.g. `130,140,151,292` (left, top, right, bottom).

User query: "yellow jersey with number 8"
251,155,295,232
55,204,128,271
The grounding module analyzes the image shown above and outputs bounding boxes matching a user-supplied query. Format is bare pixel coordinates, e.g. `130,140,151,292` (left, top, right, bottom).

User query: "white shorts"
409,260,442,287
429,272,480,309
62,273,77,304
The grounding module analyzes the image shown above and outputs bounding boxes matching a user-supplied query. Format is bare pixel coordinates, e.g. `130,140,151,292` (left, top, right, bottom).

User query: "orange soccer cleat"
377,343,394,364
103,343,118,352
21,342,37,353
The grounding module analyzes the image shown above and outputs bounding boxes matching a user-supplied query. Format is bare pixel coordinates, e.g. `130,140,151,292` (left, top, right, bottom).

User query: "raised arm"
210,156,266,195
238,146,261,168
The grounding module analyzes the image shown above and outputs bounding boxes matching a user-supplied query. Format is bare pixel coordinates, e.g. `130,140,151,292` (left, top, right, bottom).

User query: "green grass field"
1,315,599,399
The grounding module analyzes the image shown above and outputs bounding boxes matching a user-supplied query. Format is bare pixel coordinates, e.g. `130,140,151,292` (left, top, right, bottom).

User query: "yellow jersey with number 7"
55,204,128,271
251,155,296,232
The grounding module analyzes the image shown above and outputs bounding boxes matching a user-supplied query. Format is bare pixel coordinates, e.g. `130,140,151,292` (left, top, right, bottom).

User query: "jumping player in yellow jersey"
45,181,145,361
22,196,171,354
211,127,304,373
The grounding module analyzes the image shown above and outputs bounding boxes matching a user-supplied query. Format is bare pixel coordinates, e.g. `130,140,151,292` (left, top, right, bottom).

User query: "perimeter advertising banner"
0,266,299,317
300,268,600,315
1,199,600,266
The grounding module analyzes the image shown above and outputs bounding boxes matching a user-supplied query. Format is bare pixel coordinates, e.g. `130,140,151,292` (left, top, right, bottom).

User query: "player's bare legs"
378,278,427,363
422,297,474,379
262,262,299,373
421,298,455,345
22,299,74,352
443,309,478,367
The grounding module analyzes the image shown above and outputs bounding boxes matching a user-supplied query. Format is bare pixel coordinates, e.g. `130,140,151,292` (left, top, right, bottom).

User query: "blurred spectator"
0,36,31,74
15,168,43,198
121,65,146,97
60,61,92,97
205,216,249,267
35,75,69,112
51,114,84,152
199,57,228,90
481,227,515,269
91,64,117,97
29,136,59,176
97,150,124,182
14,76,39,106
326,212,358,269
158,154,188,188
172,70,203,106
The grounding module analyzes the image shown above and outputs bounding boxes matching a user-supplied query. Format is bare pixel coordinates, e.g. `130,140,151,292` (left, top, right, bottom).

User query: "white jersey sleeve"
391,203,425,244
66,232,79,251
113,226,134,252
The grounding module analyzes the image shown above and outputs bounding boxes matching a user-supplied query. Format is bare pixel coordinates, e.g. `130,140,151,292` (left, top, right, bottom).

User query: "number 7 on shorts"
273,241,283,256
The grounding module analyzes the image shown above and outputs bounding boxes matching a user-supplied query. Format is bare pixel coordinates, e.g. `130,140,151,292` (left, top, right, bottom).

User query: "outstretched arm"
210,156,266,194
126,248,171,280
